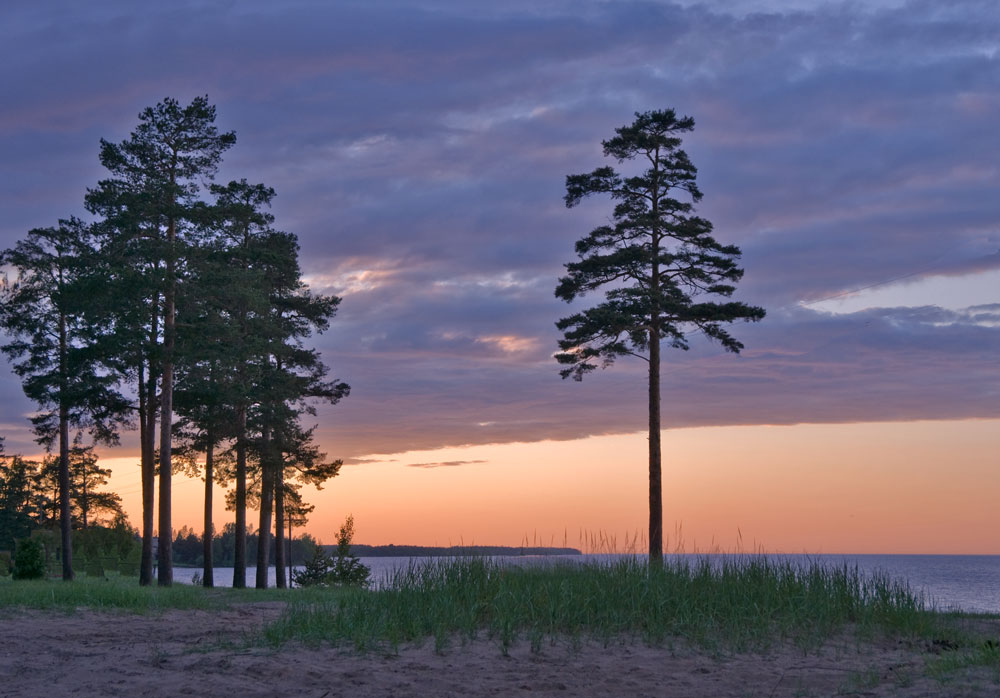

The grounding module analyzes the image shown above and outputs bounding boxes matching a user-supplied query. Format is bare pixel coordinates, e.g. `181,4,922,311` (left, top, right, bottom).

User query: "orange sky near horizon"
95,417,1000,555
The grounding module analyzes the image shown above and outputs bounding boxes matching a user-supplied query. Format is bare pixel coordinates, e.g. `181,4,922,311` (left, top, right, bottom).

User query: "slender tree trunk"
274,463,286,589
233,405,247,588
202,438,214,588
58,311,73,581
255,423,273,589
59,404,73,581
287,516,294,588
647,329,662,569
81,462,88,530
157,218,177,587
139,322,158,586
648,164,664,570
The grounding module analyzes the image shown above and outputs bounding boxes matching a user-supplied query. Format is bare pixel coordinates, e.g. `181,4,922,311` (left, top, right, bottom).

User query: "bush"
13,538,46,580
292,545,335,587
292,515,370,588
0,550,11,577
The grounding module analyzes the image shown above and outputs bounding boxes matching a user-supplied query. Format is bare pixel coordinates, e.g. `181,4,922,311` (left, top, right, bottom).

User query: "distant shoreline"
327,544,583,558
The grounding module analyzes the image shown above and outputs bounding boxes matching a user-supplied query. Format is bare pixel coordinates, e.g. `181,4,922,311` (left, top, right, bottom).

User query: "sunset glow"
98,418,999,554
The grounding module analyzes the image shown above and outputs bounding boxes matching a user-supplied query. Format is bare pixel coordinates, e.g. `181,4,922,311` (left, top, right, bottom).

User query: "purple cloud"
1,0,997,459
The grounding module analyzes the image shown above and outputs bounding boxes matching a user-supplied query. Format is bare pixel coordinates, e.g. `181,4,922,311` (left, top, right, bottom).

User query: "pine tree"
271,421,341,588
68,435,123,529
85,96,235,585
555,110,765,567
196,179,348,589
199,179,284,588
173,229,247,588
0,445,44,552
251,279,349,589
35,437,123,529
0,220,128,580
278,483,315,587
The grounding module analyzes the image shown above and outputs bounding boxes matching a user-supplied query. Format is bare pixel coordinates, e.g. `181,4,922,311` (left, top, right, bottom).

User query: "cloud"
309,301,1000,458
1,0,997,459
341,457,396,466
406,460,488,469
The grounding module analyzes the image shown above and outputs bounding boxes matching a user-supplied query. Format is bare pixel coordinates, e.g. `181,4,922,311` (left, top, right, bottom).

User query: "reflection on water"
169,554,1000,614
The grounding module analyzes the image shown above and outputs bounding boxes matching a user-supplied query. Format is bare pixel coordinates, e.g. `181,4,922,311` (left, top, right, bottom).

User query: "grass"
5,553,999,686
0,573,294,613
259,555,947,655
926,638,1000,678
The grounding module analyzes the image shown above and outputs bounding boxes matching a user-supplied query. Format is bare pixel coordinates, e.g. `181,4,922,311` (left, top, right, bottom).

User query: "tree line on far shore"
0,96,348,588
172,523,320,569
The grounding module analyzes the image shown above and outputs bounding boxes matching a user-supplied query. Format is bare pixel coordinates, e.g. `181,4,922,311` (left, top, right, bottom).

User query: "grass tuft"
260,555,938,654
925,639,1000,677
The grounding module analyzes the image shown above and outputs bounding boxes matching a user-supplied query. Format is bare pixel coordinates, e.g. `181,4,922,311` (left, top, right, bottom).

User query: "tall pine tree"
201,179,281,588
85,96,235,585
251,233,348,589
555,110,765,567
272,423,340,588
0,219,127,580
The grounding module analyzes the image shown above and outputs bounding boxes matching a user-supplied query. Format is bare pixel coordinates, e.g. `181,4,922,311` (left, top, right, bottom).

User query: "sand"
1,604,997,697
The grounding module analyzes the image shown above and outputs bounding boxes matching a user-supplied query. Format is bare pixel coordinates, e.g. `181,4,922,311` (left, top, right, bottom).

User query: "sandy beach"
1,604,997,697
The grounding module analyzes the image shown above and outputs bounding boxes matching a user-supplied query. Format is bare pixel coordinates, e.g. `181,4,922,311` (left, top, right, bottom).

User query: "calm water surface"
170,554,1000,614
803,554,1000,614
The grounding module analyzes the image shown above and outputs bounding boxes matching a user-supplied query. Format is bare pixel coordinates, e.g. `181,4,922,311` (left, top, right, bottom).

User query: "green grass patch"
0,574,293,613
260,555,942,654
926,639,1000,678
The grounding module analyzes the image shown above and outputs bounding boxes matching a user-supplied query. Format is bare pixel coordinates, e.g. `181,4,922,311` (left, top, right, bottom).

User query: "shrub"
13,538,46,580
292,515,371,588
292,545,335,587
328,515,371,587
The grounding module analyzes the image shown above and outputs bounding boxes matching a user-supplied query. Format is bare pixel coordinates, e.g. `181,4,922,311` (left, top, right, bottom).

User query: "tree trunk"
648,328,662,569
287,516,294,588
274,462,286,589
202,438,214,588
81,459,88,530
648,162,663,570
157,219,177,587
233,405,247,588
139,322,158,586
255,423,273,589
58,312,73,581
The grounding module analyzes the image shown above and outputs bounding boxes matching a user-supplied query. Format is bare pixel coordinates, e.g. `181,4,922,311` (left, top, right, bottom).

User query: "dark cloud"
406,460,488,468
1,0,997,458
308,300,1000,458
340,457,396,466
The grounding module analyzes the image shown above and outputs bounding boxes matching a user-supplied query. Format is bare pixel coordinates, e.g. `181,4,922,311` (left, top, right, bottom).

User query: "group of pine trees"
0,435,124,551
0,96,348,587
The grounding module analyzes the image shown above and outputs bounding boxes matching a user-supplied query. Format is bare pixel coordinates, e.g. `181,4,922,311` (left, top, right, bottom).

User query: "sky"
1,0,997,553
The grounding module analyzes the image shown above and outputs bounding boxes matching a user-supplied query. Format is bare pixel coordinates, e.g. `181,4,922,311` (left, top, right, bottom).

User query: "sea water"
169,554,1000,614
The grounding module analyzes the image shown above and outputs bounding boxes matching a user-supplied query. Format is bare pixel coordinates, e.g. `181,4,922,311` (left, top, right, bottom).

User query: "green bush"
0,550,11,577
328,516,371,587
13,538,46,580
291,545,335,587
292,515,370,588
